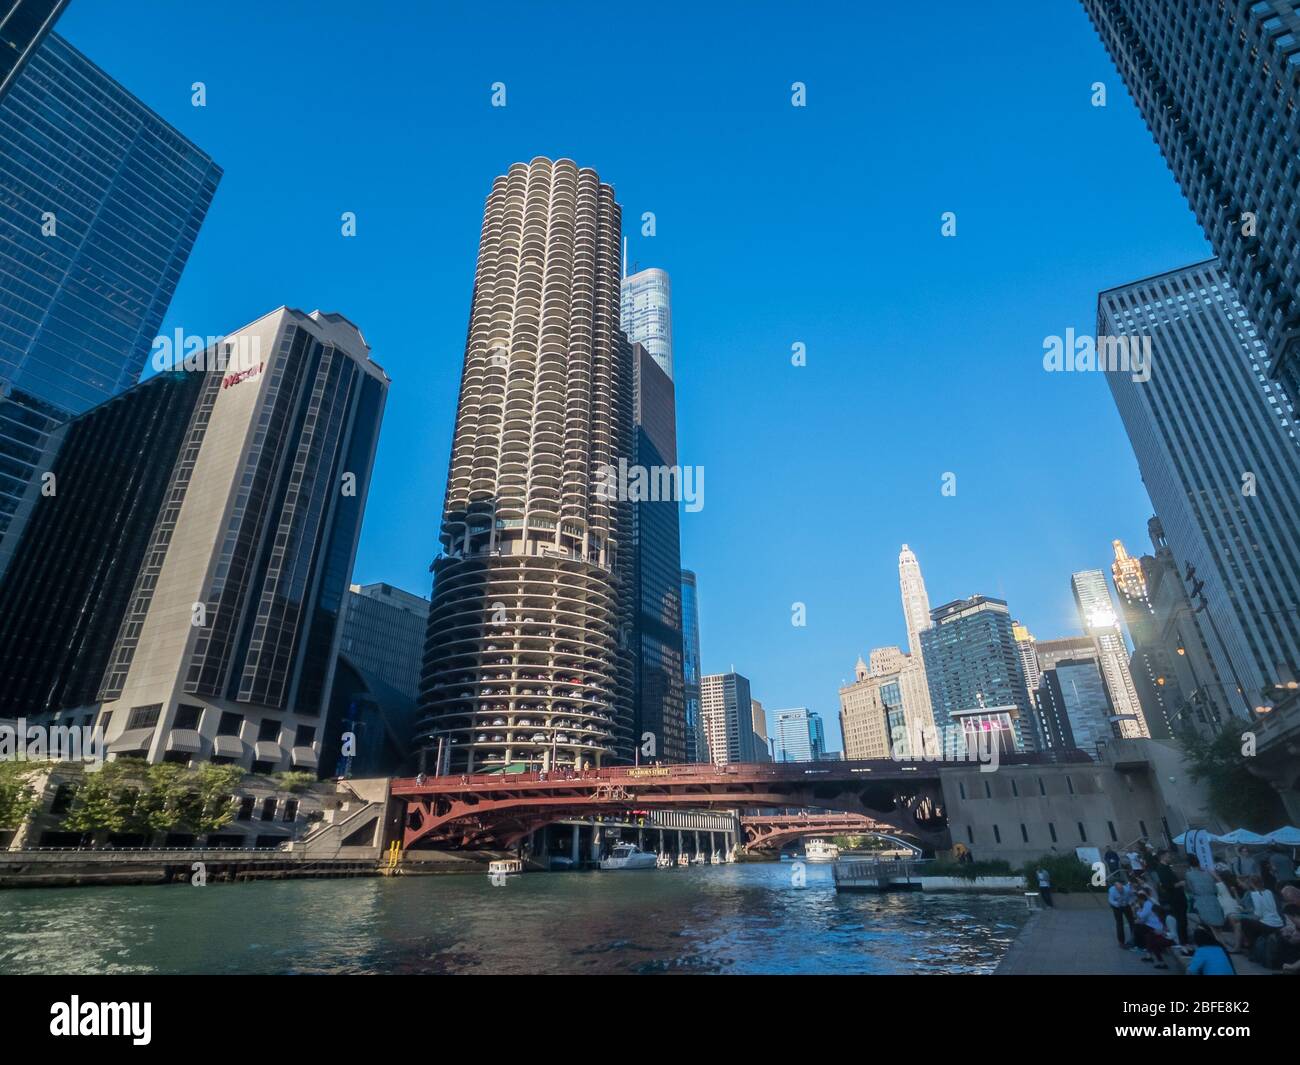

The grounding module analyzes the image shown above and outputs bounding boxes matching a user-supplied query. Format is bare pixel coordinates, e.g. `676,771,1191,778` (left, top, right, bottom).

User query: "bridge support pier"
570,824,580,864
591,822,602,862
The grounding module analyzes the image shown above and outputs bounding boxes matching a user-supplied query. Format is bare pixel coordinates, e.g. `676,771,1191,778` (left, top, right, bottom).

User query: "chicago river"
0,863,1027,975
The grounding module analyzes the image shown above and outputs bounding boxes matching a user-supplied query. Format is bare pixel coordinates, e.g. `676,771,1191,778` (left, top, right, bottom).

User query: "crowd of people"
1101,839,1300,975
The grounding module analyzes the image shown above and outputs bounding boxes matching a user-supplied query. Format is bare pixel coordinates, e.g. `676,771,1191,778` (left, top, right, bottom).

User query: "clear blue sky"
62,1,1211,751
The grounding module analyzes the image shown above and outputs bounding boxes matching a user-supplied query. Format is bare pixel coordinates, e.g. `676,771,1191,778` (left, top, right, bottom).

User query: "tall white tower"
899,544,932,655
896,544,937,746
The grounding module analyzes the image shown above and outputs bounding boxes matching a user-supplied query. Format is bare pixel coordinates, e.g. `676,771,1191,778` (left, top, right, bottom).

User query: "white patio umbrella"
1264,826,1300,845
1215,828,1270,845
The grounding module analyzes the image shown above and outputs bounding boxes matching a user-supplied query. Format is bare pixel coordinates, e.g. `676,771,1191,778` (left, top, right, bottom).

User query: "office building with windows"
619,267,673,379
92,308,388,772
920,595,1035,753
700,671,758,765
1101,260,1300,719
771,707,825,763
1071,569,1150,738
416,158,634,774
1111,538,1177,738
1037,656,1115,753
629,340,686,762
0,0,67,99
681,569,704,762
324,582,430,779
0,370,208,720
0,33,221,551
1081,0,1300,399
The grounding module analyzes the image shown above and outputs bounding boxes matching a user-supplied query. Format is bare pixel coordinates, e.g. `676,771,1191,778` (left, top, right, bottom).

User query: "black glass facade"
0,370,206,716
0,0,65,99
630,342,687,762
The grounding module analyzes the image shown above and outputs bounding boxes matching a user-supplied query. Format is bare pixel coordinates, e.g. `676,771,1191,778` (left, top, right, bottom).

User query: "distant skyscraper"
630,340,686,762
417,158,634,774
1037,657,1113,753
921,595,1034,754
0,370,207,718
619,267,672,379
1081,1,1300,398
0,34,221,551
700,671,756,764
0,0,67,99
681,569,704,762
839,651,909,760
1111,539,1176,738
896,544,937,743
1012,622,1042,714
1101,260,1300,717
771,708,825,763
87,308,386,772
1071,568,1150,739
750,698,771,762
325,582,430,778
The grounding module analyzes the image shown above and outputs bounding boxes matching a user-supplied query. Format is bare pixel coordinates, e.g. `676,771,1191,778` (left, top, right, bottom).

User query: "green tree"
60,759,147,835
0,761,44,830
273,771,316,794
1179,728,1285,831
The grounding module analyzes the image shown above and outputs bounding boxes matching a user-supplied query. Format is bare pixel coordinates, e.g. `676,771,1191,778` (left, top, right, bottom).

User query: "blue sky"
61,1,1212,751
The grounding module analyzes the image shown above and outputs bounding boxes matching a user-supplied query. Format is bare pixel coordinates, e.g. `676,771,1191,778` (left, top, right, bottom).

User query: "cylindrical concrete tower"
416,157,634,774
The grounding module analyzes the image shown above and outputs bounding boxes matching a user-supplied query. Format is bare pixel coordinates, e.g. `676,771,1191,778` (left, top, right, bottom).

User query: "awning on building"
291,746,319,769
108,728,154,753
212,735,245,759
254,740,283,763
166,729,203,754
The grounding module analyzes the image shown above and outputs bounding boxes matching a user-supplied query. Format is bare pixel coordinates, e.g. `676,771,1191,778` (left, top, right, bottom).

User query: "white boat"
599,843,657,870
691,853,706,865
488,859,523,877
804,838,840,863
709,852,721,865
655,853,673,869
676,852,690,867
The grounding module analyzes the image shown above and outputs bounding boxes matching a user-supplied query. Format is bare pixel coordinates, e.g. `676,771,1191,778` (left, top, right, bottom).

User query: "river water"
0,861,1028,975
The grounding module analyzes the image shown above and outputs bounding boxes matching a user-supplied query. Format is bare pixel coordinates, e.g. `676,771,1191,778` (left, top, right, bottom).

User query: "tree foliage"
0,761,45,830
1178,728,1285,832
61,760,243,837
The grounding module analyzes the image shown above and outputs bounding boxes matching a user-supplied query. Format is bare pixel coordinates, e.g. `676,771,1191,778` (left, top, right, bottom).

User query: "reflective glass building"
0,0,66,99
681,569,704,762
630,340,687,762
620,267,673,379
1101,259,1300,718
0,33,221,549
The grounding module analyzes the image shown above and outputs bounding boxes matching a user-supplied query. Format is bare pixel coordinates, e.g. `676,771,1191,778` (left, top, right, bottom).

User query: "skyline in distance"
53,0,1217,752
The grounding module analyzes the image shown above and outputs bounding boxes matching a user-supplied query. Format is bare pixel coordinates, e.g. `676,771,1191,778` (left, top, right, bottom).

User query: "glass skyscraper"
0,0,66,99
680,569,704,762
620,267,673,379
771,707,825,763
920,595,1034,754
1071,568,1149,738
1081,1,1300,399
1101,259,1300,718
0,33,221,548
630,340,687,762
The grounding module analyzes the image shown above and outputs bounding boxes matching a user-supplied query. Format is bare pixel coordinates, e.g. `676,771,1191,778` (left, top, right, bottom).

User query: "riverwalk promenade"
996,894,1169,975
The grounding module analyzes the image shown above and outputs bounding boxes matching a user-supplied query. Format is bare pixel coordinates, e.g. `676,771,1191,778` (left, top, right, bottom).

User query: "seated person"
1186,926,1234,975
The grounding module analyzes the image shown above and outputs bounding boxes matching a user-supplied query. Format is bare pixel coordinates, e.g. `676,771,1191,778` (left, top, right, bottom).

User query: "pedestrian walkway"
996,896,1171,975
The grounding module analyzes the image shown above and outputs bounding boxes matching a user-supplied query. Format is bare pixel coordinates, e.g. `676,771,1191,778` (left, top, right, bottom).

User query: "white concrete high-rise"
897,544,937,745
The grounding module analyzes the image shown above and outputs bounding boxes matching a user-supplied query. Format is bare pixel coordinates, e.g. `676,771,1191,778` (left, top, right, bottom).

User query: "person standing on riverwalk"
1036,866,1053,907
1108,873,1136,946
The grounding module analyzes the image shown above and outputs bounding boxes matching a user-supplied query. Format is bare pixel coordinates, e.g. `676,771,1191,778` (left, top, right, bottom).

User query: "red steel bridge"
394,759,954,851
740,813,916,853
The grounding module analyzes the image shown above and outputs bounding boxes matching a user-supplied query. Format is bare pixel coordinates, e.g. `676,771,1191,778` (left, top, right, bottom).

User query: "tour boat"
804,838,840,863
599,843,658,870
488,859,523,877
